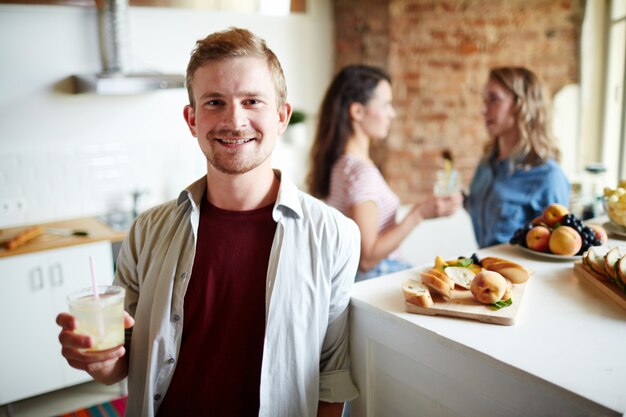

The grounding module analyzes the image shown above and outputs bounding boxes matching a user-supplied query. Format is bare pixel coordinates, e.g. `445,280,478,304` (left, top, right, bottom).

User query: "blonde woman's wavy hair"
485,67,560,167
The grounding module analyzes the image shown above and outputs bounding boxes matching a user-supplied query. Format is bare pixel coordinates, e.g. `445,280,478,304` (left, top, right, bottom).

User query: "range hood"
72,72,185,95
72,0,185,95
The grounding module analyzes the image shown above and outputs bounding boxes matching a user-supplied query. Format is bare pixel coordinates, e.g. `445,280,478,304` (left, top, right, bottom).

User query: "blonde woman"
467,67,570,248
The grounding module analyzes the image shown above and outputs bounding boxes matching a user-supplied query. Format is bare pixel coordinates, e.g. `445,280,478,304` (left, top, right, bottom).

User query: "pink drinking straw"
89,256,100,300
89,256,106,338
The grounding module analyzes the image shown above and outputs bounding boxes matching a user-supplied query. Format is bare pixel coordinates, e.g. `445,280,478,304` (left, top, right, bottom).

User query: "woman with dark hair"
467,66,570,248
308,65,462,281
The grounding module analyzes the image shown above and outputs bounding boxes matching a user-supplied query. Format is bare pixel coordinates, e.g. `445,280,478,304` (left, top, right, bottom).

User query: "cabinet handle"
50,262,64,287
29,266,44,291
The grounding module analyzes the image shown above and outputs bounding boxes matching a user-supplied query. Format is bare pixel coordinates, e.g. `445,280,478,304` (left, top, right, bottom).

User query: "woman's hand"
413,191,463,220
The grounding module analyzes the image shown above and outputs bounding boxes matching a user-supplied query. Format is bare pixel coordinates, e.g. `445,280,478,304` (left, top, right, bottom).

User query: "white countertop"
350,239,626,414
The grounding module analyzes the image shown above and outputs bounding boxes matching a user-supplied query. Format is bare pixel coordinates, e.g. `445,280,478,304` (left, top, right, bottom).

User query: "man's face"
184,57,291,175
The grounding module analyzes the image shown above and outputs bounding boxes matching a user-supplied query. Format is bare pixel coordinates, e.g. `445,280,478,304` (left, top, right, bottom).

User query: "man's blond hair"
186,27,287,109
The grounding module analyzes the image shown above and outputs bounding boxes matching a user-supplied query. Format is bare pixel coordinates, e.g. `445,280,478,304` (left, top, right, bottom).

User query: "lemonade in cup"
434,169,462,196
67,285,125,352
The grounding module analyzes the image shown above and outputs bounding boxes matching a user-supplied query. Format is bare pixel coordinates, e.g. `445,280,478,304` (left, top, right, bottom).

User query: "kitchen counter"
0,217,126,258
349,240,626,416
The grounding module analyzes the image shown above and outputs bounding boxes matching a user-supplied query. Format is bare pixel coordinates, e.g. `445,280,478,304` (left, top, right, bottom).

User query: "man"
57,27,360,417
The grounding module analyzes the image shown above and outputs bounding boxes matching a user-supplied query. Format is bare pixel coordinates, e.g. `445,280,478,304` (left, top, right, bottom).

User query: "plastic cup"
434,169,462,196
67,285,125,352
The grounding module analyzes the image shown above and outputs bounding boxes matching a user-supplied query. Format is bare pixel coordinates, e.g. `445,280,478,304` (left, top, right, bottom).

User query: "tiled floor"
0,381,125,417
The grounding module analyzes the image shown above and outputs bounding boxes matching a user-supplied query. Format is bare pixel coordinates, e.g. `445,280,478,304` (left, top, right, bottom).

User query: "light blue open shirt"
467,157,570,248
114,172,360,416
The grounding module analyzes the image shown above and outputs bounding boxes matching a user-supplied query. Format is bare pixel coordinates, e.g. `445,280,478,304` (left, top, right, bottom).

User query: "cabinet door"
0,242,116,404
48,241,114,387
0,252,65,404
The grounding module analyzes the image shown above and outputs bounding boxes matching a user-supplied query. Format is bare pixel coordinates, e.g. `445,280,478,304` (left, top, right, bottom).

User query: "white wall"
397,206,478,266
0,2,332,227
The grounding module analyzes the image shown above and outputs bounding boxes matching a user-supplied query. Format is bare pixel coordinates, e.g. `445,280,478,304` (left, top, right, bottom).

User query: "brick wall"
333,0,584,201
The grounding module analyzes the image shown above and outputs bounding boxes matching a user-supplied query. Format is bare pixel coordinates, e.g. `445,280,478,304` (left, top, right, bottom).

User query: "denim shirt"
467,158,570,248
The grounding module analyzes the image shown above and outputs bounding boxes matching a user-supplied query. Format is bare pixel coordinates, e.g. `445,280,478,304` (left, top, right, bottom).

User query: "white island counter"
349,242,626,417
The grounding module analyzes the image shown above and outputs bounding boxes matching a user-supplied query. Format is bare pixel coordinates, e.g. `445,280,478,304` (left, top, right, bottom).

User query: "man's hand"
56,311,134,383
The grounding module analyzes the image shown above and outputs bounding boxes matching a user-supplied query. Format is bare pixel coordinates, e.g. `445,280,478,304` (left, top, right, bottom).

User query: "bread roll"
402,279,434,308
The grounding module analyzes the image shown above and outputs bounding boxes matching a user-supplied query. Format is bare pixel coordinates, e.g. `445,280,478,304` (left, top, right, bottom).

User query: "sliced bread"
603,246,626,282
420,271,452,301
584,246,610,278
615,256,626,290
444,266,475,289
402,279,434,308
425,268,455,289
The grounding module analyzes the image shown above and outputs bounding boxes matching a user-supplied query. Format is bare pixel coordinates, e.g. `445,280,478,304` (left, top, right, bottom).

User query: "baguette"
480,256,511,269
483,260,531,284
420,271,452,301
4,226,44,250
425,268,455,290
402,279,434,308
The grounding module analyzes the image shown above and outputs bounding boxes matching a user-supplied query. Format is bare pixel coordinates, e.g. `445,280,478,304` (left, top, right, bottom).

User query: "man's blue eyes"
204,100,261,106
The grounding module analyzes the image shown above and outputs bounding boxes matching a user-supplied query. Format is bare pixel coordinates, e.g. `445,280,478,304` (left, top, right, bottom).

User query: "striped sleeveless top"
326,154,402,260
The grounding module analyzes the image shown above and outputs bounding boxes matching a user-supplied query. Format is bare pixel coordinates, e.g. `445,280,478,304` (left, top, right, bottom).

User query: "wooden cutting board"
573,261,626,310
404,276,528,326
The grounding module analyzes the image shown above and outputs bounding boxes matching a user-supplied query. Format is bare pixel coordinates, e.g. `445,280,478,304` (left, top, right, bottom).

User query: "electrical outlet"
0,198,25,215
0,199,12,215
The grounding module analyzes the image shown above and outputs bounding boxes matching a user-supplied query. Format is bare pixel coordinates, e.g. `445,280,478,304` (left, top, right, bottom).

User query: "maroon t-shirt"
157,199,276,417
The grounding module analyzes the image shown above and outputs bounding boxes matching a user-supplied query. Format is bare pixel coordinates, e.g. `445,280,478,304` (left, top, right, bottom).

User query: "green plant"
289,109,306,126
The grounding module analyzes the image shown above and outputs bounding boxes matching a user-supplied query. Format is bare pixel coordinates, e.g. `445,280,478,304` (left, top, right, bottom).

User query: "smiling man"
57,28,360,417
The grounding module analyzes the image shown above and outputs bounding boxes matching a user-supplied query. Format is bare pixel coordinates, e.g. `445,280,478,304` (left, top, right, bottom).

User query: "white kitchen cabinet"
0,241,114,405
